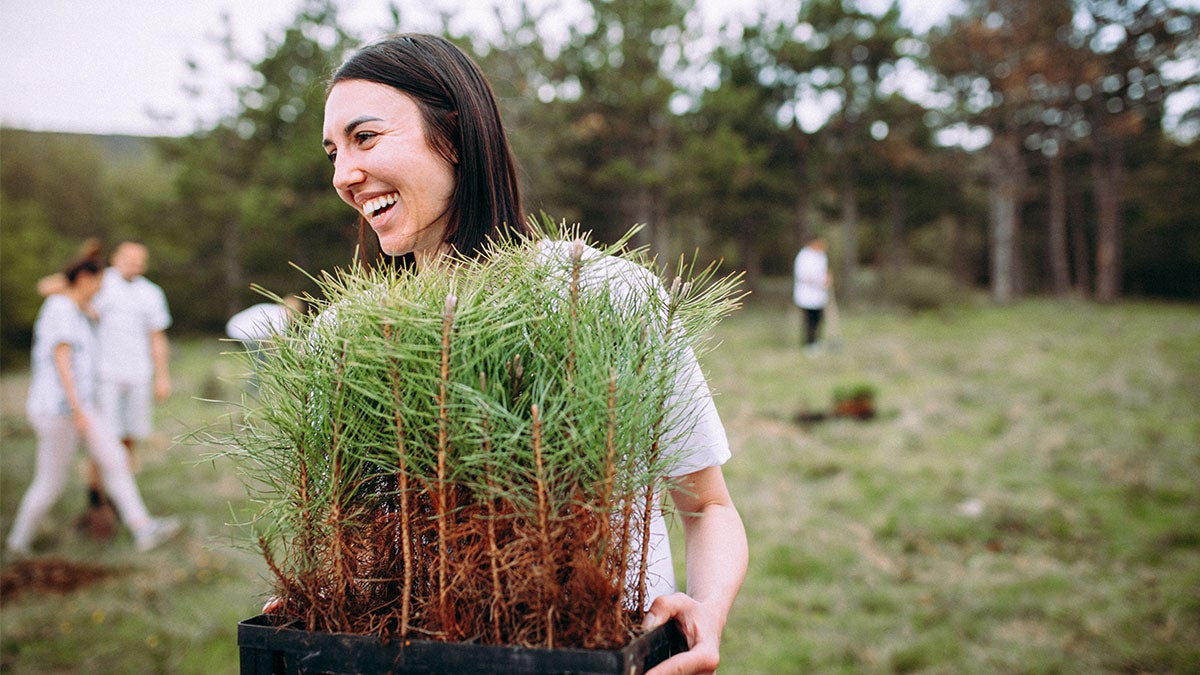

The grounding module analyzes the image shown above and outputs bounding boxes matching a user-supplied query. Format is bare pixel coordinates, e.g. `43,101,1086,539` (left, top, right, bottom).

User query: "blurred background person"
34,238,103,297
225,295,303,352
225,295,304,384
78,242,173,538
793,236,831,352
5,255,179,557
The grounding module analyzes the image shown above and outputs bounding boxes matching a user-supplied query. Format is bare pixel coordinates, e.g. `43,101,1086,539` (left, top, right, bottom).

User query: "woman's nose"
332,155,365,191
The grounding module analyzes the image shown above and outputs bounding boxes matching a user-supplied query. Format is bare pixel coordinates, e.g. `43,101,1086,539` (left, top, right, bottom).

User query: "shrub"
876,265,968,312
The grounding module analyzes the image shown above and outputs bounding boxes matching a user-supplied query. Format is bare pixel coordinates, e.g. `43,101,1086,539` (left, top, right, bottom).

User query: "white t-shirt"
226,303,291,343
537,239,731,605
793,246,829,309
26,295,99,417
93,268,172,383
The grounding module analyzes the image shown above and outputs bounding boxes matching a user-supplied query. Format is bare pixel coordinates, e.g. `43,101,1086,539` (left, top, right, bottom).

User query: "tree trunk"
223,216,242,317
1068,180,1091,297
650,117,671,260
839,159,859,303
949,213,971,286
988,189,1016,304
987,132,1024,304
1047,145,1071,296
630,188,653,252
886,181,907,275
736,223,762,292
1092,139,1124,303
651,197,670,263
793,131,812,250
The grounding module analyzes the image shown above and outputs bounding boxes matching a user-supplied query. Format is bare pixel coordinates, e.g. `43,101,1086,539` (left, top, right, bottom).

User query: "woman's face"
323,80,456,266
76,271,102,301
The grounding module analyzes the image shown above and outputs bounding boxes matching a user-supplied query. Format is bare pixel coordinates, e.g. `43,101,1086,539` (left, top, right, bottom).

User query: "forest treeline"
2,0,1197,366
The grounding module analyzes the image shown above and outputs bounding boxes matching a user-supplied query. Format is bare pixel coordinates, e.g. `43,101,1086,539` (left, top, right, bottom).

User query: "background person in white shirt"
81,242,173,535
6,255,179,556
225,295,303,351
225,295,304,387
793,236,831,350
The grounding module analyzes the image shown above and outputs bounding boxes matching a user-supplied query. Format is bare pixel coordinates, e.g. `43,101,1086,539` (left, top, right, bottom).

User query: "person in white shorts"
5,255,179,556
81,242,173,535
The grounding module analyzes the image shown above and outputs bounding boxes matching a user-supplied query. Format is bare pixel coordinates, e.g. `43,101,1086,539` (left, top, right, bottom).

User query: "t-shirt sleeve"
40,298,81,351
599,254,731,477
147,285,172,332
662,345,731,477
541,240,733,478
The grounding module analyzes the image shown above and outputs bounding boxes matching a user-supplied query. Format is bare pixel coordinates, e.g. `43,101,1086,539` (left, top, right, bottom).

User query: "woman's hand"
647,466,747,675
644,593,722,675
53,343,89,435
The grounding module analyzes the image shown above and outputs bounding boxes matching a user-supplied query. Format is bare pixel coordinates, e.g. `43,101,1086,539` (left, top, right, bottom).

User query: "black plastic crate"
238,614,688,674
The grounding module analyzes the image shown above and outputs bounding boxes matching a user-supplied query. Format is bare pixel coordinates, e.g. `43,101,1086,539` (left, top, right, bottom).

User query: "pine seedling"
221,218,743,648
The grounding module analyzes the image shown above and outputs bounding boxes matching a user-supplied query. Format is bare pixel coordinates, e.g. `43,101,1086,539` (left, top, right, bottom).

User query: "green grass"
3,294,1199,673
0,337,265,674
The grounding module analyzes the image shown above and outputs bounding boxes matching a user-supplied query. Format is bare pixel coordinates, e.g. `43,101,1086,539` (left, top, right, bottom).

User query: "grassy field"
2,292,1198,673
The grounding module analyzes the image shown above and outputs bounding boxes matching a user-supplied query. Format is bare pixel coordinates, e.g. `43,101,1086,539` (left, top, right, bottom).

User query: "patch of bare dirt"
1,558,124,600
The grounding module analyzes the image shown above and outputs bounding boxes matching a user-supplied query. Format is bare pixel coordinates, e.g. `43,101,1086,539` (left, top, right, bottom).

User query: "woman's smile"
362,192,399,223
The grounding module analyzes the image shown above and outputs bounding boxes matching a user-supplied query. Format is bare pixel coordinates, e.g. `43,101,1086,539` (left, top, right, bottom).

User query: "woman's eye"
325,151,337,164
354,131,378,145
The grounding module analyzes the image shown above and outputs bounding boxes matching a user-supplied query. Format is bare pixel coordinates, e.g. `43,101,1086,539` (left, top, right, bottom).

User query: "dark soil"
793,401,876,424
1,558,124,600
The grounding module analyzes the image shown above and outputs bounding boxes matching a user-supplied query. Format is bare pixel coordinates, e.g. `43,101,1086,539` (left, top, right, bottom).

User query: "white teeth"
363,193,398,218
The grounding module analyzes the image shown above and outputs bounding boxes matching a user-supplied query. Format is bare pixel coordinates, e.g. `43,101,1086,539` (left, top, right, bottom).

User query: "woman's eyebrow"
323,115,384,146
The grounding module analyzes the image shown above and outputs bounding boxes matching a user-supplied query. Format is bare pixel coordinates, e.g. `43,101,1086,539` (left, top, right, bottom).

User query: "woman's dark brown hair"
63,255,102,284
329,33,529,268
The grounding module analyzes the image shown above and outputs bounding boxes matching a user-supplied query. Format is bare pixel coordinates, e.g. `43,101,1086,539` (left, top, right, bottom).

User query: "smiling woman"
322,33,530,270
270,32,749,675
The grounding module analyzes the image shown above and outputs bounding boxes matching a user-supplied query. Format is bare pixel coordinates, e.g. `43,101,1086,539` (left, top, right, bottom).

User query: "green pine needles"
224,219,743,649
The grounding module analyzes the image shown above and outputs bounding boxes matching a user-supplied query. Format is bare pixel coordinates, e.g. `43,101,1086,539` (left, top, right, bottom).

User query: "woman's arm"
645,465,748,675
151,329,172,401
53,342,89,433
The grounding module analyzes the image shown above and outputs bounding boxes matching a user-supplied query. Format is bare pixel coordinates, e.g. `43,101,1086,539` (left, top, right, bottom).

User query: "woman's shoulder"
40,293,77,317
534,238,665,311
535,238,658,287
35,295,86,340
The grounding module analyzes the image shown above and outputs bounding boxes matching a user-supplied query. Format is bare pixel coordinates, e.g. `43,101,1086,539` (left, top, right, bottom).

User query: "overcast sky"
1,0,960,137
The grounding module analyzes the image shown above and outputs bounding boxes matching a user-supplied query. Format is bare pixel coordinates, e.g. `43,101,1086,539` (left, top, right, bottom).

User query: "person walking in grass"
77,241,174,537
793,236,831,352
5,255,180,557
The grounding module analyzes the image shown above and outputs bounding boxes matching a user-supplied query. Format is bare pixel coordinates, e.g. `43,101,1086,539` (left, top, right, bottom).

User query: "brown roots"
264,486,647,649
